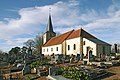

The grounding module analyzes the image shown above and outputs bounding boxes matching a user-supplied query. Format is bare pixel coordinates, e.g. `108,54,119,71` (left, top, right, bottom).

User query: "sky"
0,0,120,52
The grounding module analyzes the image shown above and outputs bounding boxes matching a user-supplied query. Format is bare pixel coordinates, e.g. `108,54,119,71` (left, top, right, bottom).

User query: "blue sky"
0,0,120,52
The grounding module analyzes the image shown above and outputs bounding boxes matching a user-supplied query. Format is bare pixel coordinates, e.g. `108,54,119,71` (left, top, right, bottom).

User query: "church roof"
43,29,110,47
43,30,74,47
66,28,97,40
86,38,111,45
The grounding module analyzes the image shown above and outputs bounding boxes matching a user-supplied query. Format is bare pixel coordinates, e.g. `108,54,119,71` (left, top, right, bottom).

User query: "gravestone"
22,64,31,75
49,66,59,76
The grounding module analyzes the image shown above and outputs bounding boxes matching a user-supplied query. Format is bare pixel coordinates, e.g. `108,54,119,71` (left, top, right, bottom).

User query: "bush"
59,67,89,80
30,60,47,68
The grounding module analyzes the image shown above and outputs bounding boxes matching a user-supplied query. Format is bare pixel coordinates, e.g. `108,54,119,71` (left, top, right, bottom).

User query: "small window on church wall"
68,45,70,50
47,48,48,52
83,41,85,45
51,48,53,51
56,47,58,51
43,49,45,52
74,44,76,50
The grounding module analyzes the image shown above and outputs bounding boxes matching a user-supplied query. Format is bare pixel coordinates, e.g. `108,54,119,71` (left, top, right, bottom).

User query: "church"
42,14,111,58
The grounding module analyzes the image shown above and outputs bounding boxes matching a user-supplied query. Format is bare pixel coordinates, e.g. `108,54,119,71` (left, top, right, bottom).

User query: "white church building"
42,14,111,58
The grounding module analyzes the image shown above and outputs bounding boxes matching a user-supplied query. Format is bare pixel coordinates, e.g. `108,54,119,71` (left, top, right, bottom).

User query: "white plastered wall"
83,38,97,56
42,44,62,55
66,37,81,55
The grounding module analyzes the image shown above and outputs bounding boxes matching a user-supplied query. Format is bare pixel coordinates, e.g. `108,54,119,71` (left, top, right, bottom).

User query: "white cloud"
0,0,120,51
0,1,83,51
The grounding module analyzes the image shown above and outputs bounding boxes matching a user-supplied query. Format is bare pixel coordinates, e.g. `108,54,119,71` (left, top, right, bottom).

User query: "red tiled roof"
67,28,96,40
67,29,80,40
43,29,97,47
43,30,74,47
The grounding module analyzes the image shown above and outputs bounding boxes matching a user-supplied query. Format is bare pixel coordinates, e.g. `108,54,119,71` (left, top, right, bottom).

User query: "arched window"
73,44,76,50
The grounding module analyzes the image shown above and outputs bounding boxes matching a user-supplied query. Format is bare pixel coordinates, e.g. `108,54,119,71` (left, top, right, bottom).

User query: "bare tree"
34,34,43,54
24,39,35,48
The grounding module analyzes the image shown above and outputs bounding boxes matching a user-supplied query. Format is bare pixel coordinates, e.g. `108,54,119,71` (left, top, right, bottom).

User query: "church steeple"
43,8,56,44
47,14,53,32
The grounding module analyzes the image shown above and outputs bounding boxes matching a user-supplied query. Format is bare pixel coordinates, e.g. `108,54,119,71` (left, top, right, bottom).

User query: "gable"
67,28,97,40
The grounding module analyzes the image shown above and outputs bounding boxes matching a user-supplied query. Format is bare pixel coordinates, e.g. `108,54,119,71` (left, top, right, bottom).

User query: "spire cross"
49,8,51,15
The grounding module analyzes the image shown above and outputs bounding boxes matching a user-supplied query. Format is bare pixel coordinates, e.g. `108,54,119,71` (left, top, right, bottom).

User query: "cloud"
0,0,120,51
0,0,83,51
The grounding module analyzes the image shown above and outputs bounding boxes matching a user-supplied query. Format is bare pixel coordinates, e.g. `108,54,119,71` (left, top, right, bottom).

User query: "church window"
51,48,53,51
83,41,85,45
43,49,45,52
68,45,70,50
74,44,76,50
47,48,48,52
56,47,58,51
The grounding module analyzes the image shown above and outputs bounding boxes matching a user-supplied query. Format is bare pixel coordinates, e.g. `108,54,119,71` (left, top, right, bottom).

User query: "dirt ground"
102,66,120,80
36,76,47,80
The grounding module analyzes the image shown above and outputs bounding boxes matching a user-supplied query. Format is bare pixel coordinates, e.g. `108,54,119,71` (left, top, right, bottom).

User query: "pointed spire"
46,8,53,32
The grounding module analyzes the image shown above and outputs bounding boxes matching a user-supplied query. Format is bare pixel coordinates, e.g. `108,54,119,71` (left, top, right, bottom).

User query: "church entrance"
86,47,93,61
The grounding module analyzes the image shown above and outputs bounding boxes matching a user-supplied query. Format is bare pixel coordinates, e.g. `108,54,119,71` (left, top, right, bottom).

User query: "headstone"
49,66,59,76
22,64,31,75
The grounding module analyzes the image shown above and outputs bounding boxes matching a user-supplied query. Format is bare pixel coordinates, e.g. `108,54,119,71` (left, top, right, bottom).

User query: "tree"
9,47,21,55
23,33,43,54
24,39,36,55
0,50,4,60
34,34,43,54
24,39,35,48
8,47,21,63
21,46,27,54
111,43,120,53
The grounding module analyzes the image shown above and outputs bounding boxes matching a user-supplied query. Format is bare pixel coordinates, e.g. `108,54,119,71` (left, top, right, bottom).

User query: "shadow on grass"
92,72,115,80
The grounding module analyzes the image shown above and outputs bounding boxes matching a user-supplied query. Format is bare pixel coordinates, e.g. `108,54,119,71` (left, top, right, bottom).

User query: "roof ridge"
50,29,74,39
43,29,74,47
64,29,74,40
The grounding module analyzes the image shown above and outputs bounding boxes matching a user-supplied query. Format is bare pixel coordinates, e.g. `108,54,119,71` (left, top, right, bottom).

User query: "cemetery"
0,45,120,80
0,43,120,80
0,9,120,80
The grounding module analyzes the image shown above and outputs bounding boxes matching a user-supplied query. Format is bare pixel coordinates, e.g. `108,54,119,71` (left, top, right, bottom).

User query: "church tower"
43,11,56,44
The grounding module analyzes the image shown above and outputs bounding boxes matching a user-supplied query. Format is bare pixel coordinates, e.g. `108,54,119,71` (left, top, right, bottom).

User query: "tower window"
68,45,70,50
73,44,76,50
83,41,85,45
56,47,58,51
